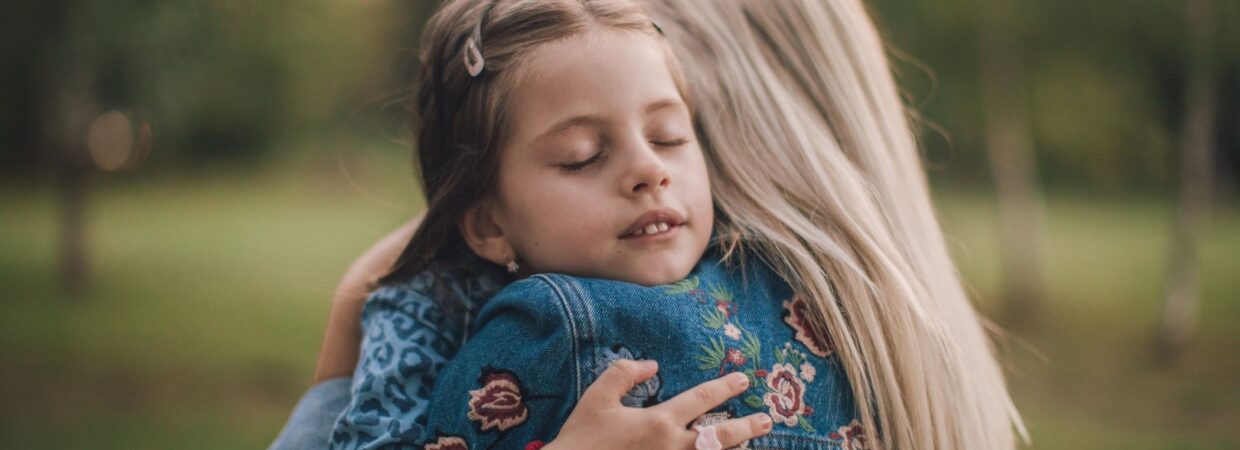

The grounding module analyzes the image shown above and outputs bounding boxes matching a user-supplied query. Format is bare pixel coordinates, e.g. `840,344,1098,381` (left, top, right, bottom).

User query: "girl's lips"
620,222,682,241
619,208,685,238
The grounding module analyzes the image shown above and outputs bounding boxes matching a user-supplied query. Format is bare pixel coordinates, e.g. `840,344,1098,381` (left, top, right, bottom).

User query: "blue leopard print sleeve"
329,264,505,450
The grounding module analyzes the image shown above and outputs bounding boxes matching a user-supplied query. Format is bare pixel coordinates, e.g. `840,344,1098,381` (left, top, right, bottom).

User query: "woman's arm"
270,216,424,450
267,378,353,450
314,214,424,383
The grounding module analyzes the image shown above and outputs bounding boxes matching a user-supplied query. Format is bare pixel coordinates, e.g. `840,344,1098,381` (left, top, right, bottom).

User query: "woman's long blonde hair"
642,0,1028,447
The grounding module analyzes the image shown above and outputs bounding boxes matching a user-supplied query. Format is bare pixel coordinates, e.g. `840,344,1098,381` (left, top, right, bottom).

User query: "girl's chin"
614,258,697,287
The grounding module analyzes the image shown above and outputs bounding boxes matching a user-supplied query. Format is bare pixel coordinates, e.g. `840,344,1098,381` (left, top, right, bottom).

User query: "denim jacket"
419,248,864,450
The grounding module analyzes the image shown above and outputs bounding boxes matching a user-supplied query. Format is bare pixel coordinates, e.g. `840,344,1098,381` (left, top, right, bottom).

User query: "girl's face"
472,28,713,287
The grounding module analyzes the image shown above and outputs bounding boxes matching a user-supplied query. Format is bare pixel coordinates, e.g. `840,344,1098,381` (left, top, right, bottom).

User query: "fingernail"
757,413,772,431
729,372,749,390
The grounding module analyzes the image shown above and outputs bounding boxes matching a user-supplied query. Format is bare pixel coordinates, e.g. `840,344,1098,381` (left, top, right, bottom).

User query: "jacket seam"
533,274,583,399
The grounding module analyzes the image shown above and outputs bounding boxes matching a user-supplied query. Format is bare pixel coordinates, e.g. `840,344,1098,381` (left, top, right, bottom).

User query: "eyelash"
562,152,604,172
654,138,690,148
559,138,690,173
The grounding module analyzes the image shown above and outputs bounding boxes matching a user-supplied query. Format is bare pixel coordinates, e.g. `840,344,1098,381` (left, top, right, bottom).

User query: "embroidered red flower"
762,362,810,427
424,436,468,450
468,369,529,432
724,348,747,366
829,420,869,450
781,296,833,357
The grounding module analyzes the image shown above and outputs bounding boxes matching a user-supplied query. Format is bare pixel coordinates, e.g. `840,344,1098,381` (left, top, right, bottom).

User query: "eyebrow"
532,97,685,143
534,115,605,144
644,98,683,115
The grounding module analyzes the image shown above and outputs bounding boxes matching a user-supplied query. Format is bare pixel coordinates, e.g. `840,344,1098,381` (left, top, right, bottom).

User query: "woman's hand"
544,360,772,450
312,213,424,383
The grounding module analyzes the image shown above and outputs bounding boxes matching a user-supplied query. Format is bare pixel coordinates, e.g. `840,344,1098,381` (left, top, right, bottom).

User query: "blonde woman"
271,0,1025,449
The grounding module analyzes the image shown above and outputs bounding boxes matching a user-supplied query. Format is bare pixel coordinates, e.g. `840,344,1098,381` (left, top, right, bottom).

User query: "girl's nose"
623,141,671,196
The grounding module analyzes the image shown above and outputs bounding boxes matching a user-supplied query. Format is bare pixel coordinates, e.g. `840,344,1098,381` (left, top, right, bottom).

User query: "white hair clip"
464,1,497,77
464,36,484,77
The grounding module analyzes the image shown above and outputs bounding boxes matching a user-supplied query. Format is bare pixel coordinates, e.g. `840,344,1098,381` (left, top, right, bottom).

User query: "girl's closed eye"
651,137,690,148
647,120,693,148
561,150,605,172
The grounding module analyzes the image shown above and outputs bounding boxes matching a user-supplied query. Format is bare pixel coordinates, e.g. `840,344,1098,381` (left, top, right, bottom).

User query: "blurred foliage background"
1,0,1237,448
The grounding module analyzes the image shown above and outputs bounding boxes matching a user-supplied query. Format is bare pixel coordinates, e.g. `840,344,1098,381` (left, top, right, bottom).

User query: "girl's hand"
544,360,772,450
312,213,424,383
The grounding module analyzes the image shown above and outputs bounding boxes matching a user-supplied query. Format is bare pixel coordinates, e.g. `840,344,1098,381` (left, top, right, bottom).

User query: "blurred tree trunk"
49,69,97,298
1158,0,1219,356
980,0,1044,322
58,153,90,297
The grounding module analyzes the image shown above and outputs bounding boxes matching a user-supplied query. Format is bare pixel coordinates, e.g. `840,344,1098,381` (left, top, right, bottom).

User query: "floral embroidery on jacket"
760,344,815,431
467,368,529,432
781,296,834,358
829,419,869,450
798,362,816,383
669,277,824,433
423,435,469,450
593,344,662,407
670,278,763,379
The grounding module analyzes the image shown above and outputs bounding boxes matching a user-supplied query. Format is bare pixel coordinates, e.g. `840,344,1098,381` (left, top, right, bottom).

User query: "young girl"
277,0,1026,449
335,0,852,448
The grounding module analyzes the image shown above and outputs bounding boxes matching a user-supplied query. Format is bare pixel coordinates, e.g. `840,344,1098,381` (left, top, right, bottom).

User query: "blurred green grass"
1,152,1237,448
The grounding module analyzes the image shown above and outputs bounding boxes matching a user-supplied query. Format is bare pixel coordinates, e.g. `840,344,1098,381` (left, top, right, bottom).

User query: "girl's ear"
459,200,516,267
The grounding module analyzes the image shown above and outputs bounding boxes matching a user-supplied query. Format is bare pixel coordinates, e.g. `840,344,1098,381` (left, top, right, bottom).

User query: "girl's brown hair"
380,0,684,317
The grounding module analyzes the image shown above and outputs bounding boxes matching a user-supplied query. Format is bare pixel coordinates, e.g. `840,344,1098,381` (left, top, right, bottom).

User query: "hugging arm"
269,217,424,450
315,215,423,383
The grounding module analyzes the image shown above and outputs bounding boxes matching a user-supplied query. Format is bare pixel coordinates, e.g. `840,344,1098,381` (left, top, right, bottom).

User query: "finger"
579,359,659,406
655,371,750,422
691,413,773,449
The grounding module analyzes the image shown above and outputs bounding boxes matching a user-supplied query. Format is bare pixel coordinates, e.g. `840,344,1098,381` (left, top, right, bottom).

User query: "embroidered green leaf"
664,277,699,295
741,331,762,360
744,395,764,408
697,339,725,369
710,337,727,357
697,357,720,371
774,347,786,364
695,337,729,370
696,356,720,370
798,416,817,433
701,308,727,329
708,284,733,303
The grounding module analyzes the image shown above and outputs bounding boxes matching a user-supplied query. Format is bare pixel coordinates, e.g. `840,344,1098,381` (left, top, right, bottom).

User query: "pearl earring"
506,258,519,274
